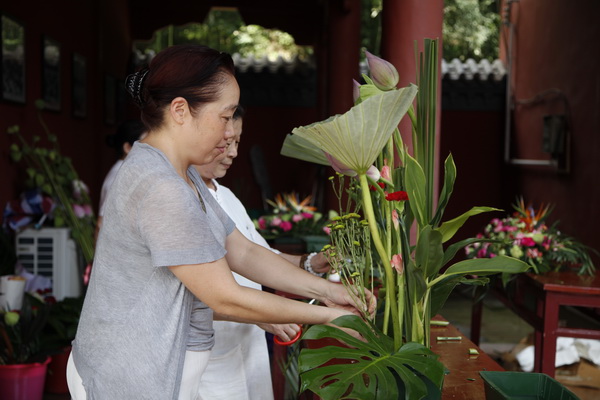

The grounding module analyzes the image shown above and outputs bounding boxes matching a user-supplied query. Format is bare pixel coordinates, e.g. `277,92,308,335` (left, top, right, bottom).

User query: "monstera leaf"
298,315,444,400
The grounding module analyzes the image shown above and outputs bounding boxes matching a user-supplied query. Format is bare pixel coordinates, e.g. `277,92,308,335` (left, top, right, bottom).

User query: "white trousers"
67,350,211,400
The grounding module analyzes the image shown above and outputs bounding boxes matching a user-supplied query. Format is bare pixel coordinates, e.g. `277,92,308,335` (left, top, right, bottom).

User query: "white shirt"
198,179,277,400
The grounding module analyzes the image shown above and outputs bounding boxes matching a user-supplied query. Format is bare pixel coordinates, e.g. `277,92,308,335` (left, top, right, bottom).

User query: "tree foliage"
443,0,500,61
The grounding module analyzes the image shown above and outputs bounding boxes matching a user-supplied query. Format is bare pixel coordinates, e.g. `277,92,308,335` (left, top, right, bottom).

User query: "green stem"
359,174,400,349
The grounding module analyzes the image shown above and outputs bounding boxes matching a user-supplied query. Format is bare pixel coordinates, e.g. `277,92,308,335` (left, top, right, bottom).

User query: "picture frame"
42,36,61,111
72,52,87,118
1,14,26,103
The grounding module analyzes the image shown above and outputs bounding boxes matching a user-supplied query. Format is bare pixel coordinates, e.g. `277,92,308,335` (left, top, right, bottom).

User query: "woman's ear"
169,97,188,125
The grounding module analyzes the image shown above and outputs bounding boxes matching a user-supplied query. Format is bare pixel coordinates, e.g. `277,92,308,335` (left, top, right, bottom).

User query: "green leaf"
437,206,501,243
415,225,444,278
280,134,330,165
439,256,530,279
299,316,444,400
441,237,504,266
287,85,418,174
404,154,427,227
431,154,456,227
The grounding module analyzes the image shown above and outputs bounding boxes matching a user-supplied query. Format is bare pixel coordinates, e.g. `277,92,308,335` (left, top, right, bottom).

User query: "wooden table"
271,310,504,399
431,315,504,399
471,271,600,378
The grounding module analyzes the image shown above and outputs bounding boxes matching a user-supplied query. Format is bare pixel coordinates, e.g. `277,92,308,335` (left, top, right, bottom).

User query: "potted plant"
0,291,53,400
280,39,530,399
41,295,84,394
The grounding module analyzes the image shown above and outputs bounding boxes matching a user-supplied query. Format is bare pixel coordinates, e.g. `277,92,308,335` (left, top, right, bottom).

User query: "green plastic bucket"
479,371,579,400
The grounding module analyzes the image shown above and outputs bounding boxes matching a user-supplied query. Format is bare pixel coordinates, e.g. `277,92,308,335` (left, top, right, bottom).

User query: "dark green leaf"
415,225,443,278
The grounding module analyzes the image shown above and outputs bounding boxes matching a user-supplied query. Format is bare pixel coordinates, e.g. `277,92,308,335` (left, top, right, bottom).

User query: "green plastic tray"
479,371,579,400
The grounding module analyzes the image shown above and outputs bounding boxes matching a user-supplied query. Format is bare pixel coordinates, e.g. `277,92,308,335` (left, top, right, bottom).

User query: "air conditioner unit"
15,227,82,301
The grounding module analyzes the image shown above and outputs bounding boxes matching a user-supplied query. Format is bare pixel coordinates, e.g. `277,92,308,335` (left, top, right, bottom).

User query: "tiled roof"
441,58,506,81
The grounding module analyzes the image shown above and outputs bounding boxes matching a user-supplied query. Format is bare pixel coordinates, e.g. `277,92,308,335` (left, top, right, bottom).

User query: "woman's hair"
125,45,235,131
106,119,146,158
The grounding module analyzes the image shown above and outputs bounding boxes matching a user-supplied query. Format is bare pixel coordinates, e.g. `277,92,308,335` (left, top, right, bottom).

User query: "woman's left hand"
320,282,376,319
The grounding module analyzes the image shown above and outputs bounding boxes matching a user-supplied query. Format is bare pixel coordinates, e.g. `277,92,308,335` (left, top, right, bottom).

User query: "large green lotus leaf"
298,315,444,400
280,133,330,165
288,85,418,174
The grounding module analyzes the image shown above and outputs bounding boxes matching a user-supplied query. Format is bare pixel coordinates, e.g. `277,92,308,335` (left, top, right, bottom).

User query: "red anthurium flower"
385,191,408,202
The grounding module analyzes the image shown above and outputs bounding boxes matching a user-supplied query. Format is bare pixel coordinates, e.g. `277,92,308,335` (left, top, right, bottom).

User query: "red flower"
385,191,408,201
369,182,385,191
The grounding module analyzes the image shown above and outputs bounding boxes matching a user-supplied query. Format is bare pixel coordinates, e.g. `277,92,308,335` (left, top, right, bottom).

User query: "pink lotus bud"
352,79,361,102
324,152,357,177
365,51,399,91
366,165,381,181
391,254,404,274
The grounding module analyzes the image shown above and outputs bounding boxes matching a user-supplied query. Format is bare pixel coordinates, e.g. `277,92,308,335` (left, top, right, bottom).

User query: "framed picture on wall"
1,14,26,103
72,52,87,118
42,36,61,111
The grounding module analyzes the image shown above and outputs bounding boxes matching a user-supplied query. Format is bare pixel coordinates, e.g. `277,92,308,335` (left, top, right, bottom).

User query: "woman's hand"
308,252,330,274
320,282,376,320
257,322,301,342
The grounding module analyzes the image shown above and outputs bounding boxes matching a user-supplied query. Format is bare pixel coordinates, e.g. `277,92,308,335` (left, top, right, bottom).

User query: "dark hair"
106,119,146,158
125,45,236,131
233,104,245,120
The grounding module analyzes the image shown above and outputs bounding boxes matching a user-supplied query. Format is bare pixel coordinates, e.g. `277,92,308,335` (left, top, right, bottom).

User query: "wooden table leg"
471,299,483,345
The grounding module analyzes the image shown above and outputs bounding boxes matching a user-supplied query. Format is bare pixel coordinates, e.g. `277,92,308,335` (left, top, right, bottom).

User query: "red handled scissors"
274,299,316,346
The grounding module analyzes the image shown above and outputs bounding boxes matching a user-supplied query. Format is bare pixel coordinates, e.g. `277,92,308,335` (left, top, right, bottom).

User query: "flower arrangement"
254,192,329,239
280,40,530,399
465,197,596,276
6,100,95,265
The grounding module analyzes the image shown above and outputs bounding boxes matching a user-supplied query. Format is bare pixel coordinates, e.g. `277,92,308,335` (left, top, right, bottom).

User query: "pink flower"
292,214,303,222
392,209,399,230
366,165,381,181
365,51,399,91
381,165,391,180
270,217,282,227
324,152,357,177
83,204,93,217
280,221,293,232
301,212,314,219
521,237,536,247
73,204,85,218
258,217,267,230
391,254,403,274
323,226,331,235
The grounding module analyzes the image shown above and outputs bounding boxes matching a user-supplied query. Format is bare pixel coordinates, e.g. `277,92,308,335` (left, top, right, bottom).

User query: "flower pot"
44,346,71,394
0,356,51,400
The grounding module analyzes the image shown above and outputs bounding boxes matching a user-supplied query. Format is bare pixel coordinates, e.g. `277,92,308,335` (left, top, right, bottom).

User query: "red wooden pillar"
380,0,443,187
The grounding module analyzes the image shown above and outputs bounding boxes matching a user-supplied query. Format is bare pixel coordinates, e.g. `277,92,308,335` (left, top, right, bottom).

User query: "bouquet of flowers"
465,197,597,275
254,192,329,239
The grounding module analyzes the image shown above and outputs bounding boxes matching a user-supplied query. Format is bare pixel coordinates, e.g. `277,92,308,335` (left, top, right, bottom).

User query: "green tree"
443,0,500,61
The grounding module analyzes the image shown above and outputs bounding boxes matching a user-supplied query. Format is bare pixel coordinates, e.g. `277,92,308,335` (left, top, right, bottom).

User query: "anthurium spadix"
281,84,418,175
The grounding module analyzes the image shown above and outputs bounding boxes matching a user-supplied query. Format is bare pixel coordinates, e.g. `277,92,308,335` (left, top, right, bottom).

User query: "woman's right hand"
320,281,376,320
